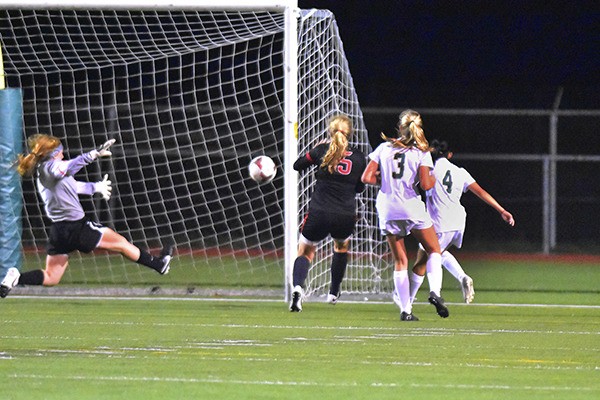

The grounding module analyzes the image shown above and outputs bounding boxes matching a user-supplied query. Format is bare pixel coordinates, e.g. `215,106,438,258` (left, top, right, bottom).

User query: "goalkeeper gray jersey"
36,152,97,222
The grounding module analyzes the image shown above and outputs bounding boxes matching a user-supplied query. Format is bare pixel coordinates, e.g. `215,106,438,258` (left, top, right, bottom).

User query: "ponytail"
320,114,353,173
16,134,62,177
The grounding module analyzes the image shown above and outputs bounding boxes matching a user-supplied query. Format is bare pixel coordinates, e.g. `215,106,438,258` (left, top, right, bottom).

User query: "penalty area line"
7,294,600,309
8,373,599,392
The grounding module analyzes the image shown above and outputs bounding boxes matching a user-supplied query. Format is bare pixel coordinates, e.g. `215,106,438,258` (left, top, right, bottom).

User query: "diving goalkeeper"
0,134,173,298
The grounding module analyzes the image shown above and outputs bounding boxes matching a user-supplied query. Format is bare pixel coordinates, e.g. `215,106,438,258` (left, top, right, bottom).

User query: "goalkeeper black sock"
329,252,347,295
17,269,45,285
136,249,164,272
292,256,311,287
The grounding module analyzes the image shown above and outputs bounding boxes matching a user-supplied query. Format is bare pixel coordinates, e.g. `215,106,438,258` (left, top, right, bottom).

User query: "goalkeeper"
0,134,173,298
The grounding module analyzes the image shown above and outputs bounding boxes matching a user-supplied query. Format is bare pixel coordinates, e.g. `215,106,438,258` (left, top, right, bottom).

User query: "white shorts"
380,218,433,237
419,230,464,251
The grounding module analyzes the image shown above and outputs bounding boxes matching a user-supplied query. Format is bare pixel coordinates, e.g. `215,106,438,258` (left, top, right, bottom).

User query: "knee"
42,270,61,286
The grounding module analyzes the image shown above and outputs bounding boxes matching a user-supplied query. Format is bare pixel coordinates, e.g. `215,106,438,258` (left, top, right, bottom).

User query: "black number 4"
442,170,453,193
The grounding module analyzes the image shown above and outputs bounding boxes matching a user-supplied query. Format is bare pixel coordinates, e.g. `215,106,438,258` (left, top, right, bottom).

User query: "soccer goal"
0,1,391,298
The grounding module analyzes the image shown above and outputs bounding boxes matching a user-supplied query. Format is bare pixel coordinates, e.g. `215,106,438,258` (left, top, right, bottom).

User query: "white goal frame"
1,1,385,301
1,0,299,299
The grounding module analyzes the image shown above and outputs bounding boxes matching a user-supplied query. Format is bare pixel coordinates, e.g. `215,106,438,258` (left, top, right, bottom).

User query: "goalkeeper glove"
95,174,112,201
89,139,116,160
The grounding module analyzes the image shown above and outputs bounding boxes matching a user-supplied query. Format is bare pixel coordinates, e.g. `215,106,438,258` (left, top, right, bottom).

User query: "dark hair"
430,139,451,162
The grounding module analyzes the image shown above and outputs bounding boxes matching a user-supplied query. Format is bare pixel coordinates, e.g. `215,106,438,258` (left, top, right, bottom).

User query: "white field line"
6,373,600,393
8,295,600,309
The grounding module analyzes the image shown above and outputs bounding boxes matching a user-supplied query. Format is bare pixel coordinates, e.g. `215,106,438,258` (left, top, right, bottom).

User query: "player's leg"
96,228,173,274
290,240,316,312
412,227,448,318
442,251,474,303
15,254,69,288
328,238,349,304
409,247,427,304
387,234,417,320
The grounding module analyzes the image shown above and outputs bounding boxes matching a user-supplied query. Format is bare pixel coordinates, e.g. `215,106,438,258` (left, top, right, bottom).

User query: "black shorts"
300,209,356,243
47,219,105,255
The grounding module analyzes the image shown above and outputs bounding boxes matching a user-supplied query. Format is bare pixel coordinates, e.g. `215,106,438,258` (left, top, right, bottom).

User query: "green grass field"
2,256,599,399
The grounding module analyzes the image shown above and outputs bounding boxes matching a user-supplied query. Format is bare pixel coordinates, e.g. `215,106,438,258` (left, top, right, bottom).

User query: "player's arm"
361,160,380,185
418,166,435,191
293,144,324,171
48,139,116,178
467,182,515,226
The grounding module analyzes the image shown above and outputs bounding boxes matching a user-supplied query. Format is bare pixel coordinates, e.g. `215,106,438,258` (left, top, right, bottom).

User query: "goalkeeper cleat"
326,293,338,305
461,275,475,304
1,267,20,298
400,312,419,321
289,285,303,312
158,245,174,275
428,291,449,318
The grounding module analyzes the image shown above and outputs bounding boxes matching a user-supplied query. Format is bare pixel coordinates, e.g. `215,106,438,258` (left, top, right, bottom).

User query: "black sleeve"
293,144,326,171
293,152,313,171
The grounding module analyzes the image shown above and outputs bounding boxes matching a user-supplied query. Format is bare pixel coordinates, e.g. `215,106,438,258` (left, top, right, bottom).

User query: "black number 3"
392,153,405,179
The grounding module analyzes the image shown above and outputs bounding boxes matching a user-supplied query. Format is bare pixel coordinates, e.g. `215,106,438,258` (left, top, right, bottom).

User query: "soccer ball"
248,155,277,184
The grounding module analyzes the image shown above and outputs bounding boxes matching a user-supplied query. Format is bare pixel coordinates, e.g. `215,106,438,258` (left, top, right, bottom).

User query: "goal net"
0,3,392,298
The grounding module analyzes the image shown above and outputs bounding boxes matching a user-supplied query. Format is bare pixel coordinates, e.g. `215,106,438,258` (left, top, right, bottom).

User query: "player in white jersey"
409,140,515,304
362,110,448,321
1,134,173,298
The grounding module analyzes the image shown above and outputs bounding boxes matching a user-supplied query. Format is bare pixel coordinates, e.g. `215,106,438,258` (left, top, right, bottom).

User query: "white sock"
393,270,411,314
426,252,443,297
442,251,466,283
409,272,424,304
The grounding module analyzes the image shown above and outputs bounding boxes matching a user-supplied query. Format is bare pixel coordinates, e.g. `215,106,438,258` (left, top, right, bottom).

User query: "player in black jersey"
289,114,367,312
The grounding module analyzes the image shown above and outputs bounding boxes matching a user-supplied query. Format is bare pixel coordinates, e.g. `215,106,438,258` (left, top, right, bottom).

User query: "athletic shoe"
461,275,475,304
326,293,338,305
158,245,174,275
0,267,20,298
400,312,419,321
428,291,449,318
289,285,303,312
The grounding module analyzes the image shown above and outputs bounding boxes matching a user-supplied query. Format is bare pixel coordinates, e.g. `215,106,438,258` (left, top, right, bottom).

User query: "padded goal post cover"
0,88,23,277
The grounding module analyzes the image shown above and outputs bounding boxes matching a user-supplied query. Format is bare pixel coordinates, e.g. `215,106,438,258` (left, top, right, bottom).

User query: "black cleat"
400,312,419,321
158,245,174,275
428,291,449,318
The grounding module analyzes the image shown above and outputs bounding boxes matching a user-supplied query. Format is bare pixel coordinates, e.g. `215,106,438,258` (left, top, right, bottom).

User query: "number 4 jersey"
426,157,476,233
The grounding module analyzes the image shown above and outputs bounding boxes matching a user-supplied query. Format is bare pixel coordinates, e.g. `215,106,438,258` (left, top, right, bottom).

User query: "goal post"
0,2,389,299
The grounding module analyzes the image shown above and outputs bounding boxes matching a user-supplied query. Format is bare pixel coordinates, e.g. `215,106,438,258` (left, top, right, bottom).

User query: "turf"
1,295,599,399
2,256,599,399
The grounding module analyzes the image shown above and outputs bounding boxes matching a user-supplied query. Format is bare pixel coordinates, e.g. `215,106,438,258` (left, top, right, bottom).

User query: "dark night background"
299,1,599,252
298,0,598,110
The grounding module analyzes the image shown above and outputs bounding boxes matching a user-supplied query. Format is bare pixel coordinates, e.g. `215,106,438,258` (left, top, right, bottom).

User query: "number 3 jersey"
293,142,366,216
369,142,433,221
426,157,476,233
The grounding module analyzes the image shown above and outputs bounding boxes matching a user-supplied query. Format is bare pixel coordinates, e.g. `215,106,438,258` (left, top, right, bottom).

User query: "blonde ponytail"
321,114,353,173
382,109,429,151
16,134,61,177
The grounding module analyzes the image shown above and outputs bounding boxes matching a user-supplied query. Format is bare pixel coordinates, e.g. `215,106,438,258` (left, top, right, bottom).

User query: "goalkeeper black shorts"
46,218,105,255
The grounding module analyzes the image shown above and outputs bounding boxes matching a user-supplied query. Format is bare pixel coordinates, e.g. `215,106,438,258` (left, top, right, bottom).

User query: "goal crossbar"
0,0,296,12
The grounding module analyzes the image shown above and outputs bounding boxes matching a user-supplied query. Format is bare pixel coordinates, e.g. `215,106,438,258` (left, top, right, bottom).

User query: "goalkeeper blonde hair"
381,109,430,152
16,134,62,177
320,114,353,174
